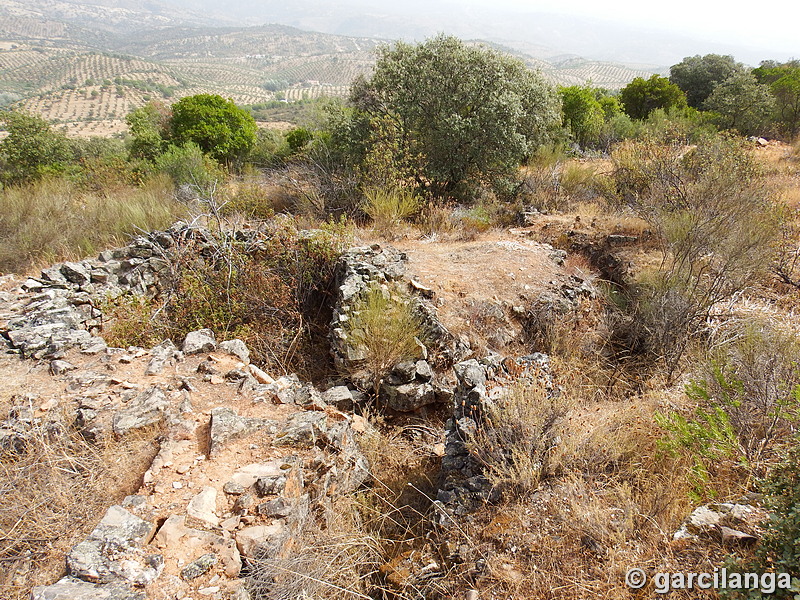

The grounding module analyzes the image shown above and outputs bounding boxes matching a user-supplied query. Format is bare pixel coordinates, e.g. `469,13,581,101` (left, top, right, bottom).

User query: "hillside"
0,0,660,137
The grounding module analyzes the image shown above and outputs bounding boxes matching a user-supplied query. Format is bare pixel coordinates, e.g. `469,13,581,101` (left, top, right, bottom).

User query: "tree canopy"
559,86,604,148
0,110,74,186
342,34,560,200
169,94,257,164
669,54,745,108
619,75,688,120
704,72,775,136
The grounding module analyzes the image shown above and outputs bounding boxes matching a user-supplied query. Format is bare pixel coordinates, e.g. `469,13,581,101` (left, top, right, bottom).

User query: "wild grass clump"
362,187,420,236
343,284,424,397
0,174,184,273
470,379,571,495
0,404,160,600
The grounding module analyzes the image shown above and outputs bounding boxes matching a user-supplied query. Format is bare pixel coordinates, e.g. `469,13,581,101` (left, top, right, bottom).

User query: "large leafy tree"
619,75,688,120
704,72,775,136
344,35,560,200
169,94,257,164
669,54,745,108
559,85,604,148
0,110,74,185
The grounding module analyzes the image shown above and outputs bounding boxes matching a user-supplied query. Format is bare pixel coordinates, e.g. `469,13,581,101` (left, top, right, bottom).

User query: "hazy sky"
466,0,798,57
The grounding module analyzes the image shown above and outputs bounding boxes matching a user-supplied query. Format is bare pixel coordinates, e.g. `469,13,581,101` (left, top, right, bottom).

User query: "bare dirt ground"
393,232,566,354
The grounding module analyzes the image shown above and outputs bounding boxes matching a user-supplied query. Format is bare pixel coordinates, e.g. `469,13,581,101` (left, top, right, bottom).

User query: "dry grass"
362,187,420,238
0,174,185,274
0,402,161,600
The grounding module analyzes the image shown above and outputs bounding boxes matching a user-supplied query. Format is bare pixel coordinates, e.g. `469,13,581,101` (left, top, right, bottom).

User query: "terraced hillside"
0,2,660,137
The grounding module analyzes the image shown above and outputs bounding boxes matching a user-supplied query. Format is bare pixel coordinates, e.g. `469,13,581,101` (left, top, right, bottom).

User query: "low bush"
607,133,782,376
343,284,424,397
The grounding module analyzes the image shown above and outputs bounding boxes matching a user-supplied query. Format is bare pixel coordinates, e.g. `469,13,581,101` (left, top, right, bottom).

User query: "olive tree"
343,35,560,200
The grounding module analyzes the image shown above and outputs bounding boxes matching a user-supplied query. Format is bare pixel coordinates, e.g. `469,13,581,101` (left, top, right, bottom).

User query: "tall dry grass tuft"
0,403,160,600
362,187,420,237
0,174,185,274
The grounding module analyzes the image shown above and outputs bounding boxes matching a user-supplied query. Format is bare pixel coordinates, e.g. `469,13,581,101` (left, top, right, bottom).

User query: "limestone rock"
183,329,216,355
66,505,161,586
32,577,145,600
220,339,250,363
235,523,288,559
273,412,327,448
187,486,219,528
209,407,275,456
112,386,169,436
180,553,217,580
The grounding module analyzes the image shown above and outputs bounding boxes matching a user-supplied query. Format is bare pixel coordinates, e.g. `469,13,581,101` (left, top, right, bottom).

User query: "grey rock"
61,262,92,285
273,412,327,448
223,482,246,496
381,382,436,412
50,359,77,375
415,360,434,382
209,407,275,457
219,339,250,363
145,340,177,375
254,475,286,497
32,577,145,600
257,498,293,519
180,553,217,580
66,505,161,585
320,385,355,411
112,386,169,436
182,329,216,355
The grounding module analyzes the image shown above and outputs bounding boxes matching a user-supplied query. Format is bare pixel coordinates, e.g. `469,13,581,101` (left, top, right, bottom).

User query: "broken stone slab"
674,503,761,541
153,515,241,578
321,385,355,411
254,475,287,497
183,329,216,355
61,262,92,285
228,461,285,487
112,386,169,436
145,340,178,375
209,407,276,456
187,486,220,528
235,522,288,560
50,359,77,375
32,577,145,600
66,505,161,586
381,381,436,412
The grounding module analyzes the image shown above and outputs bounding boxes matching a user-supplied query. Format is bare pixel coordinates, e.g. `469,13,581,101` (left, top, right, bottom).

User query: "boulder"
183,329,216,355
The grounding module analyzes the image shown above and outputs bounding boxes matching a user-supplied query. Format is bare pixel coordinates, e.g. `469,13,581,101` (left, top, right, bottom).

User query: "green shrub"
153,142,225,191
721,443,800,599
